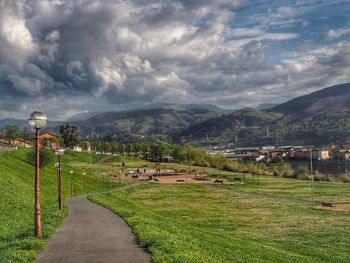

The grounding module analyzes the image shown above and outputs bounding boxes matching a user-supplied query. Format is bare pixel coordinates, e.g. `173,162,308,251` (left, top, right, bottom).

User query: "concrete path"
36,191,151,263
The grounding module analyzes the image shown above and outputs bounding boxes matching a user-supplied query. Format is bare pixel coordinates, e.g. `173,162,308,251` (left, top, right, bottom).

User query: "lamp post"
82,172,86,194
55,148,64,210
69,170,74,196
28,111,47,238
102,172,106,191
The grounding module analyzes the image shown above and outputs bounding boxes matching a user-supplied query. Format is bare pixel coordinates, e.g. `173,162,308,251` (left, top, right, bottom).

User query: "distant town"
2,130,350,163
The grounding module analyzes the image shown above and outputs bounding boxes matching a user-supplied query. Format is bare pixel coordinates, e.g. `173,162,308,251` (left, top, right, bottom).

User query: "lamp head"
55,148,65,156
28,111,47,130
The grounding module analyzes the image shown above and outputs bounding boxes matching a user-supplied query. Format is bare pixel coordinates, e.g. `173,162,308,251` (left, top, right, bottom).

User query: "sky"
0,0,350,120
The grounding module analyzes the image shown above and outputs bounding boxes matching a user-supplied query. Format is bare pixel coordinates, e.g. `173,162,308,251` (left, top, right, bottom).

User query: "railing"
0,146,16,152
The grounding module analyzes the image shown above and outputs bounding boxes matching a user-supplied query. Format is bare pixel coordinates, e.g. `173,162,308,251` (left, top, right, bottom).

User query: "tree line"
0,124,271,176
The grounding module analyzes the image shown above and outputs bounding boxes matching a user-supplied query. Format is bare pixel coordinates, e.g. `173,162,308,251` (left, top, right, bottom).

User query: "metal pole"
102,173,105,191
70,170,74,196
82,172,86,194
58,155,62,210
310,149,314,206
34,129,42,238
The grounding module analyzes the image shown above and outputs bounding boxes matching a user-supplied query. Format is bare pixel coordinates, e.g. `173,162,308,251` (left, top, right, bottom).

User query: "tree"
27,148,54,168
3,124,21,144
109,141,119,154
90,136,102,151
59,125,79,149
101,141,111,153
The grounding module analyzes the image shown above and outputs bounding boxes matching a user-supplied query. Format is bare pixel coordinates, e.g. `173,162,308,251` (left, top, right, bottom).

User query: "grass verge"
90,184,350,263
0,148,128,262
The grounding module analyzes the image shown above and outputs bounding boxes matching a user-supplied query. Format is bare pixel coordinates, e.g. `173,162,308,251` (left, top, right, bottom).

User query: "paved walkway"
36,189,151,263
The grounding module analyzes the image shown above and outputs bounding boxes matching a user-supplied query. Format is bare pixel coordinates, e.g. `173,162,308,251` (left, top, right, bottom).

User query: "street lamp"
28,111,47,238
55,148,64,210
102,172,106,191
82,172,86,194
69,170,74,196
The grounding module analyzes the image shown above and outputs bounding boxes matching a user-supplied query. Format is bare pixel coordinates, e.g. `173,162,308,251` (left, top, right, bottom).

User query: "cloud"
321,28,350,40
0,0,349,120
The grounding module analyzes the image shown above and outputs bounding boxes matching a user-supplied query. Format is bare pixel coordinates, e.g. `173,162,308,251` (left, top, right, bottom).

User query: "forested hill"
272,83,350,117
173,82,350,146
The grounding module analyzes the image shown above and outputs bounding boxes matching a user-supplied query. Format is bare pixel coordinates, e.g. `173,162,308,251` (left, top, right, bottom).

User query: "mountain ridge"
174,82,350,146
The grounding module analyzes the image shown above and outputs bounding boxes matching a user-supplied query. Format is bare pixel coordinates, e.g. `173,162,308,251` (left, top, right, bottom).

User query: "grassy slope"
218,174,350,203
90,184,350,263
0,148,121,262
100,159,350,203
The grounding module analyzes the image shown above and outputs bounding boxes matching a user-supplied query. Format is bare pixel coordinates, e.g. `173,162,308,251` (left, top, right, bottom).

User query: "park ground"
1,148,350,262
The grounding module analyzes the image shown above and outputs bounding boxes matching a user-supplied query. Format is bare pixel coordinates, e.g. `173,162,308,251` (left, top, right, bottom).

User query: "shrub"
337,173,350,183
293,166,309,180
313,173,328,181
282,171,294,178
273,171,280,177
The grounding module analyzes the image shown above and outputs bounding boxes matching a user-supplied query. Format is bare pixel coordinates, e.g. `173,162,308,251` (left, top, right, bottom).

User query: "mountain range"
175,83,350,146
58,106,229,141
2,82,350,146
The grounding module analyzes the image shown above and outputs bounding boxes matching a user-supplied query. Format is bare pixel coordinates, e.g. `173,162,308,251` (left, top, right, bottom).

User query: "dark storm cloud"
0,0,349,119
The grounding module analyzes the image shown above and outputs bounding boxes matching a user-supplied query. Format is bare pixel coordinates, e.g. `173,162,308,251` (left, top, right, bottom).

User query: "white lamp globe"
28,111,48,130
55,148,65,156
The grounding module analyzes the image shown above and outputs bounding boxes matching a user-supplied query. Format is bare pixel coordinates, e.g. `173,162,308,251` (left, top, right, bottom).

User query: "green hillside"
174,108,283,145
47,108,227,141
0,148,120,262
174,83,350,146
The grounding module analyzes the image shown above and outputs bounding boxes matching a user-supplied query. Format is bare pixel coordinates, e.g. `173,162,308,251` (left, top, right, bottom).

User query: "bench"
214,179,224,184
176,179,185,183
193,177,210,181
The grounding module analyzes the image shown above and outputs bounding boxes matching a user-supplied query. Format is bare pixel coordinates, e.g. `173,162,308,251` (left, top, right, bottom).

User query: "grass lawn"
0,148,127,262
90,184,350,263
218,174,350,203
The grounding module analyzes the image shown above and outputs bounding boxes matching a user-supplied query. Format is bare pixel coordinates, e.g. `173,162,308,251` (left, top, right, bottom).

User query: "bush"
313,173,329,181
273,171,280,177
282,171,294,178
293,166,309,180
27,148,54,168
337,174,350,183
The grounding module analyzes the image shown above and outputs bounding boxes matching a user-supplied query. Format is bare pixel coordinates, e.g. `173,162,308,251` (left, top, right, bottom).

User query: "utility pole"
266,125,270,137
185,149,188,172
310,148,315,206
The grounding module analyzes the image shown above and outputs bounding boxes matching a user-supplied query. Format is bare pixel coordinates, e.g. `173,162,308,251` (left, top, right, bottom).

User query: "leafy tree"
109,141,119,154
210,153,228,170
101,142,112,152
3,124,21,144
27,148,54,168
149,143,170,161
59,125,80,149
90,136,102,151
